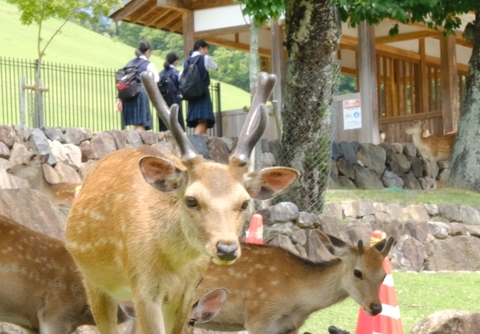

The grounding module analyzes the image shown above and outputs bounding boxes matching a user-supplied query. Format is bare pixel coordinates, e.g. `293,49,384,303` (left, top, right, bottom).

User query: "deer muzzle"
212,241,239,265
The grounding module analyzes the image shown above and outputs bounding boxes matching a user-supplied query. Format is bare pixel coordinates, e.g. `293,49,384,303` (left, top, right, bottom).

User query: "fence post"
215,83,222,137
19,77,26,126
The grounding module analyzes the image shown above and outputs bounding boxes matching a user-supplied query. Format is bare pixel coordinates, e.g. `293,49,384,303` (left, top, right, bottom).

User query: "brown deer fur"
188,232,394,334
0,215,128,333
65,72,299,334
405,121,456,179
6,154,80,208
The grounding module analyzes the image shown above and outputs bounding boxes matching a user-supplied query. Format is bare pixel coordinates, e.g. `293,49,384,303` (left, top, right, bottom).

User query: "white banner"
343,99,362,130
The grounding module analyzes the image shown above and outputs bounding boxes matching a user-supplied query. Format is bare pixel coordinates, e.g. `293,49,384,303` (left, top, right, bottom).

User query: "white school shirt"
139,55,159,82
190,51,218,71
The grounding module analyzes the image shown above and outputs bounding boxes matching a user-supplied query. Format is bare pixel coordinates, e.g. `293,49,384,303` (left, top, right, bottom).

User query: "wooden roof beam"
144,9,172,27
156,11,182,30
157,0,189,11
129,3,159,22
111,0,151,21
202,36,271,57
169,19,184,32
375,30,439,44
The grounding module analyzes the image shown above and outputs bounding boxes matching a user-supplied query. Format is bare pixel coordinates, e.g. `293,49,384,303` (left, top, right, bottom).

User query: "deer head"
404,121,423,136
6,153,48,179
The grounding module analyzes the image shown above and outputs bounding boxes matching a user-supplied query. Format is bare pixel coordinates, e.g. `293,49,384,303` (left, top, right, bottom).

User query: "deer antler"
140,71,198,162
231,72,277,166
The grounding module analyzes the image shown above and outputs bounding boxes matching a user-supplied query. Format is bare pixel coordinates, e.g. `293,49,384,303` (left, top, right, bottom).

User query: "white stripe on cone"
383,274,394,287
381,304,401,320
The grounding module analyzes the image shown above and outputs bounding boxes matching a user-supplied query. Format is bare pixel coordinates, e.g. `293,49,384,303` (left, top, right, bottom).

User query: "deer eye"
354,270,363,279
240,200,249,211
185,197,198,209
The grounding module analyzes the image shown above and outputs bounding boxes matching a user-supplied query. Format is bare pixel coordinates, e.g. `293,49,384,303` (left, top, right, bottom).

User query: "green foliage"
210,48,250,91
332,0,477,35
234,0,285,26
337,74,357,95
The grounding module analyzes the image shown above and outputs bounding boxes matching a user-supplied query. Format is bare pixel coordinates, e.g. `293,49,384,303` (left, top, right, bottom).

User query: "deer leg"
133,296,165,334
83,280,120,334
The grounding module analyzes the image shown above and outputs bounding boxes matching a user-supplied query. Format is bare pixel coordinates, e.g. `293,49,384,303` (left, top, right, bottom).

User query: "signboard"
343,99,362,130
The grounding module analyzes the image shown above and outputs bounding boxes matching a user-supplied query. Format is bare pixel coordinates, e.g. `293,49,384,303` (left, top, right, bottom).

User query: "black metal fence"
0,57,221,134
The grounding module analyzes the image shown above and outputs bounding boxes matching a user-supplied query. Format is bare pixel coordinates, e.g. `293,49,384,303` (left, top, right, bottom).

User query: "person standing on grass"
116,40,158,131
158,52,185,132
183,39,218,135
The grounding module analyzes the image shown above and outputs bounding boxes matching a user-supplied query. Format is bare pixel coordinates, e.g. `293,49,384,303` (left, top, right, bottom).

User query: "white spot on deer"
244,290,251,298
255,264,265,270
260,292,267,299
89,210,106,221
9,230,15,234
269,266,277,272
271,280,279,286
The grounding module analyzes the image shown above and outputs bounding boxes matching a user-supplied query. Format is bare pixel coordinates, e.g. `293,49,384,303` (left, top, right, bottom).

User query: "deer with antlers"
6,154,80,209
187,231,394,334
65,71,299,334
0,214,130,333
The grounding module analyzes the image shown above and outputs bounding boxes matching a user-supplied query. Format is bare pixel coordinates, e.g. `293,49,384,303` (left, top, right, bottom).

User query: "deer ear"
244,167,299,200
373,236,395,257
38,154,49,164
190,289,228,324
139,156,185,193
316,231,350,257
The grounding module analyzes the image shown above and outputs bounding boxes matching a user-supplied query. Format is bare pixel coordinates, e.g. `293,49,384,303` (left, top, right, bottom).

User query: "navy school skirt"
159,95,185,132
186,90,215,129
122,88,153,130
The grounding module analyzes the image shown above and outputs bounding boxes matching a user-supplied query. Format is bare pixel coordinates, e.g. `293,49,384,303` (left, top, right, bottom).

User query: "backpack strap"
126,58,148,69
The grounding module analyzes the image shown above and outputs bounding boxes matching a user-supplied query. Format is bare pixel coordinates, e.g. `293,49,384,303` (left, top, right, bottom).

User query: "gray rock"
427,221,450,239
402,220,428,243
269,234,299,256
449,222,467,236
12,124,31,142
381,170,404,188
317,214,349,242
260,152,275,168
263,222,295,242
331,141,343,160
467,225,480,238
356,143,386,177
222,137,235,152
391,234,426,272
409,157,424,178
390,153,411,176
207,137,229,165
91,132,116,160
322,202,342,218
338,175,356,188
336,158,355,179
188,135,210,160
79,141,95,162
376,218,403,241
438,204,462,222
403,142,417,158
256,202,299,226
459,205,480,225
291,229,307,246
404,204,430,222
342,200,360,218
378,142,395,163
42,126,65,143
419,176,436,190
123,130,143,148
29,129,56,165
54,162,82,184
425,236,480,271
391,142,403,154
107,130,127,150
306,229,336,262
437,168,450,181
62,144,82,168
0,142,10,159
423,204,439,216
411,310,480,334
437,160,449,170
352,166,384,189
0,159,29,189
402,172,422,190
339,141,357,164
78,160,98,180
65,127,88,146
0,125,16,148
152,141,177,157
345,220,373,245
297,211,319,229
138,131,158,145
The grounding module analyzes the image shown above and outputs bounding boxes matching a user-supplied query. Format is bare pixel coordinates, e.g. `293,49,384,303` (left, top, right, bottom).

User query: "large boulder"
391,234,426,271
425,236,480,271
356,143,386,177
410,310,480,334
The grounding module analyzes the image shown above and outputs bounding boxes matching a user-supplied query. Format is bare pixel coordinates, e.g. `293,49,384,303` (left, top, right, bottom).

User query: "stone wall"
330,141,446,190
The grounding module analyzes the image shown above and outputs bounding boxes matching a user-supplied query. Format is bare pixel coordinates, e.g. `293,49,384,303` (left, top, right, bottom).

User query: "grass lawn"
301,272,480,333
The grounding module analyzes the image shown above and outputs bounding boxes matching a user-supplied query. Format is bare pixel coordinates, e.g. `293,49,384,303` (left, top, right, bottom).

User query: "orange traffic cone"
245,214,263,244
355,230,403,334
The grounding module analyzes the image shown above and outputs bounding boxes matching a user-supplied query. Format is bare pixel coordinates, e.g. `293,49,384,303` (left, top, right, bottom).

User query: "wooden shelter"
110,0,474,143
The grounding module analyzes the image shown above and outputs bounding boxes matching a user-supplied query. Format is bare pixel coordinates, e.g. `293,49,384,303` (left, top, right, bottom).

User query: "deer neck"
28,168,55,195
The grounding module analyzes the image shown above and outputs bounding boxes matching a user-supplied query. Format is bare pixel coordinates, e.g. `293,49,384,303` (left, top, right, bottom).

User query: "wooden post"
415,39,429,114
182,12,194,60
440,33,458,133
358,21,379,144
270,19,285,140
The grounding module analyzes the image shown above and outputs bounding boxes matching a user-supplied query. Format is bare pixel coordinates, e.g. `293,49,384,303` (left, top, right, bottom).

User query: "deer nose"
370,303,382,315
216,241,239,261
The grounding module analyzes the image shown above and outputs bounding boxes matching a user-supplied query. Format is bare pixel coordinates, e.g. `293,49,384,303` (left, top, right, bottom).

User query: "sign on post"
343,99,362,130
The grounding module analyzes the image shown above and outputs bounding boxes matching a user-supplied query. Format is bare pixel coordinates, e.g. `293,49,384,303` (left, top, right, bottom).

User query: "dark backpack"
158,71,176,107
179,56,208,101
115,59,148,100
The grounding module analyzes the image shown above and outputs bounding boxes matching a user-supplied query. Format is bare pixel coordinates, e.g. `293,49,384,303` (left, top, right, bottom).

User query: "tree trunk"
279,0,341,212
249,20,259,99
449,9,480,191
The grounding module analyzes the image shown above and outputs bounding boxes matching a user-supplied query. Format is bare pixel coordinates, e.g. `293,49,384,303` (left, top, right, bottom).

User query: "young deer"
404,121,455,179
6,154,80,208
65,72,299,334
0,214,128,333
188,231,394,334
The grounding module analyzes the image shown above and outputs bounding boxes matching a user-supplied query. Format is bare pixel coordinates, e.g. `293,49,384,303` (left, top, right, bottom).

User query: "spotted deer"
0,214,129,333
404,121,456,179
65,71,300,334
187,231,394,334
6,154,80,208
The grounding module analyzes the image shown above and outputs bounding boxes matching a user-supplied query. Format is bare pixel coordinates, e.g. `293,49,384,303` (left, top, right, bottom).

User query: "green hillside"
0,0,250,111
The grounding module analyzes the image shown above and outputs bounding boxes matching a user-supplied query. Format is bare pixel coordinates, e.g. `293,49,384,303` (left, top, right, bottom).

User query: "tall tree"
333,0,480,191
7,0,120,126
